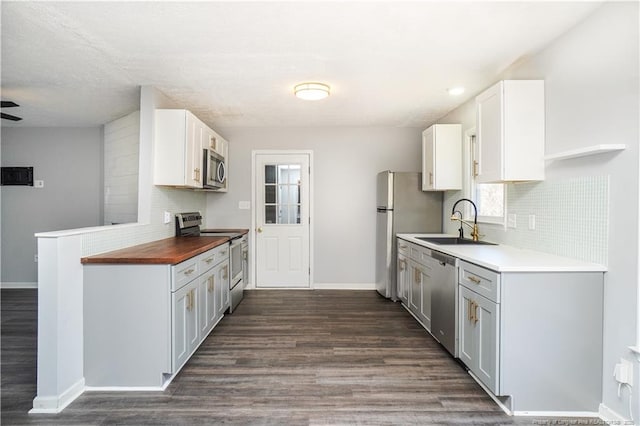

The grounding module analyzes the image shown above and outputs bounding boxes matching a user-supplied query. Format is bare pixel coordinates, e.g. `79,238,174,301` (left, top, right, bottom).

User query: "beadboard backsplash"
455,176,610,266
81,186,206,256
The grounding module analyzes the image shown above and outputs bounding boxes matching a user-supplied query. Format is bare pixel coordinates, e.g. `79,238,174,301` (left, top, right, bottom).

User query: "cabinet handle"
399,244,407,249
473,161,479,177
468,275,481,284
468,300,473,322
429,172,433,185
399,260,405,271
473,301,479,324
187,290,192,311
223,265,228,280
204,257,214,264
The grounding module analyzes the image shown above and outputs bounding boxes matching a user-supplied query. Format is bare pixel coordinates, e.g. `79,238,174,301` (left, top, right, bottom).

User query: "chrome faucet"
451,198,480,241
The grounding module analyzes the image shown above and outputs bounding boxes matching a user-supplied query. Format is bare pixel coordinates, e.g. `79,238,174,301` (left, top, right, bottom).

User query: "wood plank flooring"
2,289,594,425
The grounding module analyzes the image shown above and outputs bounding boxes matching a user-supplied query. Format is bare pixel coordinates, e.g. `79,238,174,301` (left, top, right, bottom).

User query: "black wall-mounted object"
1,167,34,186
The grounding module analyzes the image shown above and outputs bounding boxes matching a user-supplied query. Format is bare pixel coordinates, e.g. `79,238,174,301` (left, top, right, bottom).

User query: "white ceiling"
1,1,603,129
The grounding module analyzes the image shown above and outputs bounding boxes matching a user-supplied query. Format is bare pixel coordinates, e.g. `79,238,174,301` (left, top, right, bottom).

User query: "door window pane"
265,165,276,184
265,205,277,224
264,163,303,225
265,185,276,204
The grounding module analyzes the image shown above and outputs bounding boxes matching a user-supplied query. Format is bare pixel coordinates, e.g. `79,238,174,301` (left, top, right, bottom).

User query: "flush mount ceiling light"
447,87,465,96
294,82,330,100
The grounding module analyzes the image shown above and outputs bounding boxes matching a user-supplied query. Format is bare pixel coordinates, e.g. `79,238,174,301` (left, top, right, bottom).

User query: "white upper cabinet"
154,109,204,188
421,124,462,191
475,80,545,183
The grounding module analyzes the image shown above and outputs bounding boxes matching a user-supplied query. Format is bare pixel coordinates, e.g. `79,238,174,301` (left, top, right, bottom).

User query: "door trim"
250,150,314,289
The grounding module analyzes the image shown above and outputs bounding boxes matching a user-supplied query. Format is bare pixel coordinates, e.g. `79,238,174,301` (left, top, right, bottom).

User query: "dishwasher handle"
431,250,457,267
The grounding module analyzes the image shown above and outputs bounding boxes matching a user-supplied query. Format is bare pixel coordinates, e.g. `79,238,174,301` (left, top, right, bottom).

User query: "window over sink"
467,130,506,226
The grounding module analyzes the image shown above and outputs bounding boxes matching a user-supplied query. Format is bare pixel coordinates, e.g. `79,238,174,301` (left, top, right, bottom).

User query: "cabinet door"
474,293,499,394
458,286,500,394
408,261,421,316
458,286,476,368
396,253,409,304
476,82,503,183
185,113,203,188
418,265,432,331
198,271,216,339
422,124,462,191
216,262,230,318
172,283,198,372
422,127,435,190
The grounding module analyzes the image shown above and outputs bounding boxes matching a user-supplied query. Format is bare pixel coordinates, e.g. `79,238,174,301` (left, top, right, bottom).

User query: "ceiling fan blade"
1,112,22,121
1,101,19,108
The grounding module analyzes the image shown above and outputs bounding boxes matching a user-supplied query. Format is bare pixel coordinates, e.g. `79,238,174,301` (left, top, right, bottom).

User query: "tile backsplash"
469,176,609,266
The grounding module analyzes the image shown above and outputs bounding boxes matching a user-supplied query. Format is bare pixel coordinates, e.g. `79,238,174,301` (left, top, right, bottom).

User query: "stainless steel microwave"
203,149,226,189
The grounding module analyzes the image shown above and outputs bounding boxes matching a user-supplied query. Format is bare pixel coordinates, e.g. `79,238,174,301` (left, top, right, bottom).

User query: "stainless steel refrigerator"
375,171,443,300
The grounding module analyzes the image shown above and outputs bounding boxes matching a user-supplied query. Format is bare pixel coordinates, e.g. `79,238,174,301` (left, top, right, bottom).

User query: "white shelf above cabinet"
544,144,626,161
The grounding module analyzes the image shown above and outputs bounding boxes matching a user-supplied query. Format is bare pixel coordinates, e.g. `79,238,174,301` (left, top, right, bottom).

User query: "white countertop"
397,233,607,273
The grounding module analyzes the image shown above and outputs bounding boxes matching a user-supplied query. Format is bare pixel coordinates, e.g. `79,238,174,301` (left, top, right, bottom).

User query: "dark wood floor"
2,289,593,425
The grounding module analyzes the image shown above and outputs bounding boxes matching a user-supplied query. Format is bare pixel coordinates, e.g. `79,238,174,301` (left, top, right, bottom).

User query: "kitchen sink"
417,237,497,246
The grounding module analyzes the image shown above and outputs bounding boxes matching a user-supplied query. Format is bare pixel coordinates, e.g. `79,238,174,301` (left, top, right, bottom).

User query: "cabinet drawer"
198,243,229,272
172,258,199,291
409,244,432,265
459,260,500,302
397,239,410,256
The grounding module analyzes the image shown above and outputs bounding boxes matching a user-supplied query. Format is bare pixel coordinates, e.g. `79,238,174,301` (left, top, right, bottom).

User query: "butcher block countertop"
81,236,231,265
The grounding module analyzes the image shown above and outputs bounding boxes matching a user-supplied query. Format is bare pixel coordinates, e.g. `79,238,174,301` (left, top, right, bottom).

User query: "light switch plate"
238,201,251,210
507,213,517,228
528,215,536,230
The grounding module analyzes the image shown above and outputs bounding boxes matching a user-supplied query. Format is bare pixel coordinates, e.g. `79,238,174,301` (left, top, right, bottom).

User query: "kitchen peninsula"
81,234,243,388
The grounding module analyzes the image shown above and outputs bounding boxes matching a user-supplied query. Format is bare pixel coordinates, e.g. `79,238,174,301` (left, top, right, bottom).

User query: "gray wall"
438,2,638,419
205,127,423,284
1,127,103,284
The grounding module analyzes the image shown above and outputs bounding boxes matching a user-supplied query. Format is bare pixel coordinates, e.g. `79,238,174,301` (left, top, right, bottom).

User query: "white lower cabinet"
198,269,217,341
396,250,409,305
217,263,230,319
405,243,433,331
457,259,604,413
84,242,230,388
172,281,199,372
458,285,499,394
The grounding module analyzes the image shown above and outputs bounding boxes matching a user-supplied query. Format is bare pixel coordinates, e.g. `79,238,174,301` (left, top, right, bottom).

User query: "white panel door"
255,153,310,288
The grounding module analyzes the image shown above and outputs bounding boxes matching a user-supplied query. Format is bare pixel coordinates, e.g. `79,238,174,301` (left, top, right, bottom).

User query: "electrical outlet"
528,214,536,230
163,211,172,224
507,213,517,228
34,180,44,188
614,359,633,386
238,201,251,210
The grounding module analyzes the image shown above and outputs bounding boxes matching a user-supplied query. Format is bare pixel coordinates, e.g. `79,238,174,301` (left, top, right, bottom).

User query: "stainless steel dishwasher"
429,250,458,357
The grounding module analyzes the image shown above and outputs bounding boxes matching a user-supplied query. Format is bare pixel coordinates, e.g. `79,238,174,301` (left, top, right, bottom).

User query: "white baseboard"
513,410,599,417
599,403,632,424
85,385,167,392
2,281,37,289
30,378,85,414
312,283,376,290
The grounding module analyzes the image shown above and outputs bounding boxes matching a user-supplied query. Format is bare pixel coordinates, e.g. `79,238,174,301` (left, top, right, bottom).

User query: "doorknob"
257,227,263,233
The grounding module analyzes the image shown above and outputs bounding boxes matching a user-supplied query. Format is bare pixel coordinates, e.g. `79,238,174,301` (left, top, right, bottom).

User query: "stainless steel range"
175,212,246,313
